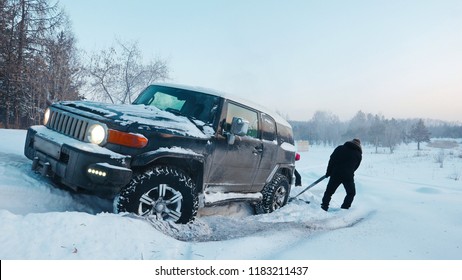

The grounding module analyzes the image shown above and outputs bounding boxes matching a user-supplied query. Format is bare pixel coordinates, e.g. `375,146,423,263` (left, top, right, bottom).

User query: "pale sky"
60,0,462,122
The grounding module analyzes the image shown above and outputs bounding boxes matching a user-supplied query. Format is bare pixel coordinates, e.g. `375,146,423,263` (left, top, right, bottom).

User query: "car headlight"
43,108,51,125
87,124,106,145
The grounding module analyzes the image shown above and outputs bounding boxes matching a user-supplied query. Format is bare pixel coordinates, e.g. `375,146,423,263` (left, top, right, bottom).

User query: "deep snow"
1,128,461,260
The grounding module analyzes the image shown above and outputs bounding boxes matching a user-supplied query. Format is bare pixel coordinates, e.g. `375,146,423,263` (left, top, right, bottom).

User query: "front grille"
47,109,90,141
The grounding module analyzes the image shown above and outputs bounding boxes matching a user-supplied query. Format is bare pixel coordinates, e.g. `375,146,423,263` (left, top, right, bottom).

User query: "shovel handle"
291,175,327,199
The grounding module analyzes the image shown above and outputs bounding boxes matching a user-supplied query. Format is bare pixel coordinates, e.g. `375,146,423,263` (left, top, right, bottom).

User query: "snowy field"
1,128,461,261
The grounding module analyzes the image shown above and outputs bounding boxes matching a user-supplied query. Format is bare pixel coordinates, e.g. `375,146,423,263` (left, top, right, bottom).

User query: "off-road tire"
115,165,198,224
255,173,290,214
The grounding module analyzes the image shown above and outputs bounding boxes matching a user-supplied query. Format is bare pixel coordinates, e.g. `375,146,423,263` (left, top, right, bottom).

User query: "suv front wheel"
115,165,198,224
255,173,290,214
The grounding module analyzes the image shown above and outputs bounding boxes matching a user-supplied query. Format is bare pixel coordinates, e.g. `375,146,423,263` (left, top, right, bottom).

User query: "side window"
261,114,276,141
225,102,259,138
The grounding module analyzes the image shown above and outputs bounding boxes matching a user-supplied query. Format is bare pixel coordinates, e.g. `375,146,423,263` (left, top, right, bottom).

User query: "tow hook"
32,156,51,177
41,162,51,177
32,157,39,171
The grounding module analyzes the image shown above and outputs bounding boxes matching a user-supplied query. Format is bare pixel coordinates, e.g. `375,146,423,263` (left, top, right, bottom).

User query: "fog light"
87,168,107,177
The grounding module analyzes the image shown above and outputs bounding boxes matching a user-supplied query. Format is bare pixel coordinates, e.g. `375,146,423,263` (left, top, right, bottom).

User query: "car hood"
55,101,213,139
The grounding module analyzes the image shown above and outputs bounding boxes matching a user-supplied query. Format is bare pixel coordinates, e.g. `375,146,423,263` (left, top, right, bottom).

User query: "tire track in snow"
143,207,375,242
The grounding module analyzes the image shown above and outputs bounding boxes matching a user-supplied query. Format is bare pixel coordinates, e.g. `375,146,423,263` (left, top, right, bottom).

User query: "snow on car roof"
152,83,291,128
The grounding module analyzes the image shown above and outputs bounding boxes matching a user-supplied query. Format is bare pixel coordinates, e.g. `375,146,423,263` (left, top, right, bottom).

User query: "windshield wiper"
165,108,205,130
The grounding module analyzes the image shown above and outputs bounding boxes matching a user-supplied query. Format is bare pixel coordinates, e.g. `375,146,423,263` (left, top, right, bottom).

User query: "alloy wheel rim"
272,185,287,210
137,184,183,222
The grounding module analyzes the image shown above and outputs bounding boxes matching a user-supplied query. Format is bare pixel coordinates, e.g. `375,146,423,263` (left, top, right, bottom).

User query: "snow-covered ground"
1,128,461,261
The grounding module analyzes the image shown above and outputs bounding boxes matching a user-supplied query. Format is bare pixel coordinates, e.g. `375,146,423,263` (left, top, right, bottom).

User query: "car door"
251,113,278,191
206,101,262,193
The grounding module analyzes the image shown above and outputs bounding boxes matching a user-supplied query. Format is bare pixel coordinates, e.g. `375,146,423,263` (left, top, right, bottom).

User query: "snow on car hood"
58,101,213,139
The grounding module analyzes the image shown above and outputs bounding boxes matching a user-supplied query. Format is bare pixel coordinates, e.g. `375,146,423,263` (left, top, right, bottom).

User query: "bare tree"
434,149,445,168
383,119,402,153
310,111,342,145
343,110,368,142
84,46,118,104
84,40,169,104
368,114,385,153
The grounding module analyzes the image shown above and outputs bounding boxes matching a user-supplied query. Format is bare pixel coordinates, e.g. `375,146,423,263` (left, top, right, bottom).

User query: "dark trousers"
294,169,302,186
321,176,356,209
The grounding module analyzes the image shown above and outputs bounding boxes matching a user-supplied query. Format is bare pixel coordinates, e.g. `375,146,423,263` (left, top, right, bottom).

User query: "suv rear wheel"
115,165,198,224
255,173,290,214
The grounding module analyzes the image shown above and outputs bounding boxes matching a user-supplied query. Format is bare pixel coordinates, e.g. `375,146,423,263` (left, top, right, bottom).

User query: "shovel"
288,175,327,203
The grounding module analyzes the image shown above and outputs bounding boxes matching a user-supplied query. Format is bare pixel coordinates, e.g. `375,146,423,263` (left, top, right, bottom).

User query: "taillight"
107,129,148,148
295,153,301,161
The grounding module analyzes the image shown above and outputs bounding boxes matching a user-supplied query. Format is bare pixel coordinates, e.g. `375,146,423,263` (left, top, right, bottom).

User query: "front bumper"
24,126,132,198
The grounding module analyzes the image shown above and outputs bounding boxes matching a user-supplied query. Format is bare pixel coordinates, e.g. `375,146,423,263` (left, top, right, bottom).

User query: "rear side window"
225,102,259,138
277,123,294,145
261,113,276,141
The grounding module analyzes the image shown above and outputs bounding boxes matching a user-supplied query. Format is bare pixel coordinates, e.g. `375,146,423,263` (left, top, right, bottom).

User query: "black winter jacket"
326,141,362,181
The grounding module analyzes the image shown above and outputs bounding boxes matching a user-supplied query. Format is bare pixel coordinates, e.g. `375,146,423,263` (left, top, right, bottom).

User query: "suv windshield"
133,85,220,124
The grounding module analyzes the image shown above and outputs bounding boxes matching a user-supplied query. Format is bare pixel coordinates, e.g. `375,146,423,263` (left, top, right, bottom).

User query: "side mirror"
226,117,249,145
230,117,249,136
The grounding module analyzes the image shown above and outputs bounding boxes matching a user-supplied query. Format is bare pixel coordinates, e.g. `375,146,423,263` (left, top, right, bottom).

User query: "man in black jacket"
321,138,362,211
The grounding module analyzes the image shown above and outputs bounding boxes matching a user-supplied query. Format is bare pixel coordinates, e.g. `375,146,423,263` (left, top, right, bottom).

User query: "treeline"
0,0,81,128
289,110,462,152
0,0,169,129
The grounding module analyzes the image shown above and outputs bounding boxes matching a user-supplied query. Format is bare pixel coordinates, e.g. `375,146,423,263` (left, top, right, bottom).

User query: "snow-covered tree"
0,0,80,128
410,119,431,150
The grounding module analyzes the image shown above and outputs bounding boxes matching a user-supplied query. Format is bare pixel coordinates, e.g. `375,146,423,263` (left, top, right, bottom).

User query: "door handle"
253,145,263,154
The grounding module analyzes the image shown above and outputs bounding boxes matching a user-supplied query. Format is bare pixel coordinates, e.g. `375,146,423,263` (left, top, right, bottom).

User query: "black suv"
24,83,297,223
